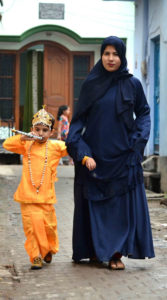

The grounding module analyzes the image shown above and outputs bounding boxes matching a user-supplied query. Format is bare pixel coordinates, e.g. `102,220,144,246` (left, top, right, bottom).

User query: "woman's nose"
109,54,114,61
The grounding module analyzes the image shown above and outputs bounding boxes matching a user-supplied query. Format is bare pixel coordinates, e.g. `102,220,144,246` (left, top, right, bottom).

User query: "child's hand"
85,157,96,171
57,134,61,140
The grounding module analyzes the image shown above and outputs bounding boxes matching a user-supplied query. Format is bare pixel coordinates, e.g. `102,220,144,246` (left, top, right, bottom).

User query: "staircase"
143,155,165,204
142,155,161,193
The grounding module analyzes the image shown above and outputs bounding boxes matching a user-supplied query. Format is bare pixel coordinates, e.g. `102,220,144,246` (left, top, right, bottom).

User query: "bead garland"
28,140,48,194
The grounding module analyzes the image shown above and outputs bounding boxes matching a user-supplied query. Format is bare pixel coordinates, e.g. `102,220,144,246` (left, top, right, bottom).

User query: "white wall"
159,0,167,156
134,0,167,156
0,0,135,71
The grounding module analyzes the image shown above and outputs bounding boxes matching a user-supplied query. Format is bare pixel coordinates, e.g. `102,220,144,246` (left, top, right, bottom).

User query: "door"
154,38,160,154
43,44,70,121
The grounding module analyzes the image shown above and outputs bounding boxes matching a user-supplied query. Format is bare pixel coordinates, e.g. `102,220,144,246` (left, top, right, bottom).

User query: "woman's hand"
85,157,96,171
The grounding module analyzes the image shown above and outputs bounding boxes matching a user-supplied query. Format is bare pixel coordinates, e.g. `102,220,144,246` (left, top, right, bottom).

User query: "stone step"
146,189,164,201
143,171,160,178
144,171,161,193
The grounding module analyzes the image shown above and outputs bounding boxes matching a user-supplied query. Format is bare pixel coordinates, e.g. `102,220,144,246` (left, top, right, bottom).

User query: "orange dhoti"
20,203,59,263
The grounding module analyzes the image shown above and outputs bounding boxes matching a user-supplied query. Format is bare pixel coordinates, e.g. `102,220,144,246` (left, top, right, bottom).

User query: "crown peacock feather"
32,105,52,128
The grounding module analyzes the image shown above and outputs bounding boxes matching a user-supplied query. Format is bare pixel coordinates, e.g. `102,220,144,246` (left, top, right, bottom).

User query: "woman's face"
102,45,121,72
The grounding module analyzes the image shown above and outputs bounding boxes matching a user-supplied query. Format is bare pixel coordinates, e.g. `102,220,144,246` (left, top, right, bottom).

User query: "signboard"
103,0,134,1
39,3,64,19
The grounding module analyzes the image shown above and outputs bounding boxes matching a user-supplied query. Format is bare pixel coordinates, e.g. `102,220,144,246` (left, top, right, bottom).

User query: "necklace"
28,140,48,194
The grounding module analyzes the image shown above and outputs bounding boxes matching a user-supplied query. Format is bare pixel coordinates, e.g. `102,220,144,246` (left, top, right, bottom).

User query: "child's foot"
31,257,42,270
44,252,52,264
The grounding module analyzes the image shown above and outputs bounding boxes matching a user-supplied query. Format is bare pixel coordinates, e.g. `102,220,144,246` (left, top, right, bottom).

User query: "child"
3,106,68,270
57,105,70,141
57,105,73,165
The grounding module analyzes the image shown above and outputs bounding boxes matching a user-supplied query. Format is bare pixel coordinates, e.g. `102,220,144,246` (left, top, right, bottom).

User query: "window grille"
0,54,15,120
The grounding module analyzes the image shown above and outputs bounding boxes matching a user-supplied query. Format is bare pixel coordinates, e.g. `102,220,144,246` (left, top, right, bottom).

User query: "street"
0,165,167,300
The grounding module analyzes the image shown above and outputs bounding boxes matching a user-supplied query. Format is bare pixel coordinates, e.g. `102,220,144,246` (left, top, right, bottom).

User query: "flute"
12,129,43,140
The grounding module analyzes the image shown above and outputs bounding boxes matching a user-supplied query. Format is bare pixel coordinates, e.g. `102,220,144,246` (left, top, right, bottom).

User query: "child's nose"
39,130,43,136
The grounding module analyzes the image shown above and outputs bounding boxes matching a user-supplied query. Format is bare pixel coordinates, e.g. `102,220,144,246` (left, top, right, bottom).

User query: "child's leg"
20,203,59,263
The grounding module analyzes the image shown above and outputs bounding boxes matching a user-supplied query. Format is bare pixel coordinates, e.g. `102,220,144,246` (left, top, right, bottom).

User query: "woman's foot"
44,252,52,264
109,259,125,270
89,256,98,263
31,257,43,270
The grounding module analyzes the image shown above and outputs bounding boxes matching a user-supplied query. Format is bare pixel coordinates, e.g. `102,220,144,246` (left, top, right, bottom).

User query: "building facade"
0,0,134,137
134,0,167,192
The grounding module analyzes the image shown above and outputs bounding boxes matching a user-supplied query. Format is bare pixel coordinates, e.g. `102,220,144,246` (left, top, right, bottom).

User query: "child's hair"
57,105,68,121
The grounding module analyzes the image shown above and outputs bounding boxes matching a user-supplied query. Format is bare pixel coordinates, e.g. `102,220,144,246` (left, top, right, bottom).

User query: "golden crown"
32,105,52,128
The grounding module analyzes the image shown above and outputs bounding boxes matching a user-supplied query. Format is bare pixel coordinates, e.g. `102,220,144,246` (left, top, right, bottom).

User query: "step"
143,171,160,178
146,189,164,201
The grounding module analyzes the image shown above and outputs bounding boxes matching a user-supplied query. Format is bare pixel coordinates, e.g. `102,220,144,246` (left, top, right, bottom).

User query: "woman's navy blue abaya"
66,36,155,262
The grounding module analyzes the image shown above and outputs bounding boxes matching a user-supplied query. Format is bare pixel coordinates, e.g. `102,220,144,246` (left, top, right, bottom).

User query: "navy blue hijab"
72,36,133,123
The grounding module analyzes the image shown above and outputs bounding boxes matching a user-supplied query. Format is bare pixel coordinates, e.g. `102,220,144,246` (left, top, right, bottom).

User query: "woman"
66,36,155,270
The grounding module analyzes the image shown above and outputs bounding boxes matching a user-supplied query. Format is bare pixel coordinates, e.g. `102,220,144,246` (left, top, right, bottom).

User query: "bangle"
82,156,90,165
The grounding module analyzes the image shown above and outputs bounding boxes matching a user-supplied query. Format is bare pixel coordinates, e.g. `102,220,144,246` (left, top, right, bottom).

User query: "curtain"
23,51,33,132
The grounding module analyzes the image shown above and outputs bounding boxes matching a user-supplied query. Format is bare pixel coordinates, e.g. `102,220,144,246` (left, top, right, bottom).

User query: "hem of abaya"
72,255,101,263
72,253,155,263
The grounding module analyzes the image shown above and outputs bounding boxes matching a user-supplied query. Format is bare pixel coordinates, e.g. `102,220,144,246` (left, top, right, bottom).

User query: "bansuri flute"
12,129,43,140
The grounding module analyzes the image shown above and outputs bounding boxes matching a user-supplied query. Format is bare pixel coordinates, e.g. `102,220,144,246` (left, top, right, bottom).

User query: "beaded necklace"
28,140,48,194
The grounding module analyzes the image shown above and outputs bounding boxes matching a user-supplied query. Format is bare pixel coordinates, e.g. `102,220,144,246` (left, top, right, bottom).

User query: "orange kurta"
3,135,68,203
3,135,68,262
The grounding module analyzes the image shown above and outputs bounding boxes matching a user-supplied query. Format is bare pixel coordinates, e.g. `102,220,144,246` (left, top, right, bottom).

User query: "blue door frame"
154,38,160,154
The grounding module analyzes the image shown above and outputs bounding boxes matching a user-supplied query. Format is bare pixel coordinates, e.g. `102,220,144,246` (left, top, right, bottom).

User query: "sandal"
31,257,43,270
109,259,125,270
44,252,52,264
89,257,98,263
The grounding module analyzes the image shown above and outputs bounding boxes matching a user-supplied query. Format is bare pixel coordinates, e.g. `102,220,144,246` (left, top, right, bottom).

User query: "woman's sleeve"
65,114,92,162
131,78,151,156
3,135,26,155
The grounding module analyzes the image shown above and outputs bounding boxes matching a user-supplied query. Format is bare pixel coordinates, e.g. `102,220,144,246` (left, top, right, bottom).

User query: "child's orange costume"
3,118,68,264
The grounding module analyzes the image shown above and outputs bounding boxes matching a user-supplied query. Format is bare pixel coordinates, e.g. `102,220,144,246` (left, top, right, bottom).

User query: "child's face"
31,124,53,143
64,107,70,117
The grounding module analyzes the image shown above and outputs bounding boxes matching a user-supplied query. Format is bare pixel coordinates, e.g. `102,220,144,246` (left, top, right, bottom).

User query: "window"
73,55,90,113
0,54,16,121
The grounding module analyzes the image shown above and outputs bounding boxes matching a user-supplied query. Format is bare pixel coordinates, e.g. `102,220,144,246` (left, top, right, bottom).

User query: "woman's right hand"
85,157,96,171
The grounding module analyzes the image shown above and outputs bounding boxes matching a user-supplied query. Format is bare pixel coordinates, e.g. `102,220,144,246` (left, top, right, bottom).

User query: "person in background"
3,106,68,270
66,36,155,270
57,105,70,141
57,105,73,165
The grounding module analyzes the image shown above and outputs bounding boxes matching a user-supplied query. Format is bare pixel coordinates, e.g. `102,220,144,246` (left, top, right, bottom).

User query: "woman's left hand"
85,157,96,171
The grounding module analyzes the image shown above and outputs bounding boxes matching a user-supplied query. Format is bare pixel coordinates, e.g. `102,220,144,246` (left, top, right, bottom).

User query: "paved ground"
0,165,167,300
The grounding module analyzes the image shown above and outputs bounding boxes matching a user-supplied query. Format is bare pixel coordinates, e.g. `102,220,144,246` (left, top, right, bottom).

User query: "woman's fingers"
85,158,96,171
